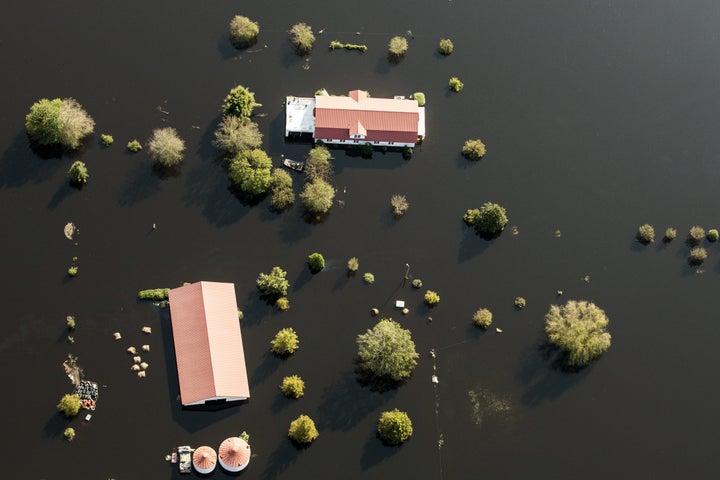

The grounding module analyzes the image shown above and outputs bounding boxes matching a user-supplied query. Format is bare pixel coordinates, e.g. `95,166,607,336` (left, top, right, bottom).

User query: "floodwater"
2,1,720,478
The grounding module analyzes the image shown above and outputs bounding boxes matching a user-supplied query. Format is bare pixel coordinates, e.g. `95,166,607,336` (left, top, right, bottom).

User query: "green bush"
229,15,259,48
276,297,290,311
347,257,359,272
388,36,408,58
280,375,305,398
514,297,526,309
288,414,319,444
64,427,76,441
213,116,263,156
689,247,708,265
148,127,185,167
307,252,325,272
449,77,464,92
100,134,114,146
222,85,262,120
412,92,426,107
391,194,409,217
473,308,493,328
57,394,81,417
257,266,290,297
68,161,89,185
363,272,375,284
300,179,336,215
26,98,95,149
356,318,419,381
66,316,76,330
411,278,423,289
237,310,244,320
68,266,78,277
424,290,440,306
329,41,367,52
689,226,705,245
138,288,169,300
707,229,719,242
127,139,142,152
637,224,655,244
289,23,315,54
465,202,509,236
377,409,413,445
462,139,486,160
664,227,677,242
228,148,273,196
544,300,611,367
402,147,413,160
438,38,454,55
271,327,299,355
305,146,333,182
269,168,295,211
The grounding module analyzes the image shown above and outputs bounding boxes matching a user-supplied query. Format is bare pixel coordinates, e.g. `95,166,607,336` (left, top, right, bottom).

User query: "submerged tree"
304,145,333,182
637,224,655,244
256,266,290,297
388,36,408,59
213,116,263,156
300,179,335,215
56,393,81,417
438,38,454,55
229,15,260,48
222,84,262,120
289,22,315,54
307,252,325,272
356,319,419,382
228,148,273,195
462,139,486,160
25,98,95,149
269,168,295,211
377,409,413,445
465,202,508,237
280,375,305,399
67,161,89,185
271,327,299,356
544,300,611,367
148,127,185,167
288,414,319,444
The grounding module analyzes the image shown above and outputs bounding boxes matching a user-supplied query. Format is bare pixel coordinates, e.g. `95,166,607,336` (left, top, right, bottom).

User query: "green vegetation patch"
449,76,464,92
271,327,299,356
544,300,611,367
356,318,419,381
138,288,169,300
280,375,305,399
329,40,368,52
288,414,319,444
377,409,413,445
229,15,260,48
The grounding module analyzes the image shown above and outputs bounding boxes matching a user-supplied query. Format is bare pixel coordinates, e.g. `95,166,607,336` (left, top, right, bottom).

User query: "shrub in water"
271,327,299,356
689,226,705,245
127,139,142,152
438,38,454,55
68,161,89,185
707,229,719,242
377,409,413,445
664,227,677,242
26,98,95,149
449,77,464,92
213,116,263,156
462,139,486,160
288,414,319,444
289,22,315,54
257,266,290,297
473,308,493,329
545,300,611,367
412,92,426,106
689,247,708,265
347,257,359,272
637,224,655,244
280,375,305,399
68,266,78,277
424,290,440,306
229,15,259,48
411,278,423,289
402,147,413,160
307,252,325,272
514,297,526,309
388,36,408,58
300,179,336,215
100,134,114,146
57,394,81,417
148,127,185,167
137,288,169,300
276,297,290,311
391,194,409,217
222,84,262,120
363,272,375,284
64,427,76,441
357,319,418,381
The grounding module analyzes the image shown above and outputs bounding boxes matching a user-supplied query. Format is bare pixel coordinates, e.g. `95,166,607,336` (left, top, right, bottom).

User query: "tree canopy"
68,161,89,185
465,202,508,237
304,145,333,182
300,179,335,215
57,393,81,417
229,15,259,48
377,409,413,445
148,127,185,167
544,300,611,367
256,266,290,297
213,116,263,156
228,148,272,195
269,168,295,211
288,414,319,444
462,139,486,160
289,23,315,54
222,84,262,120
280,375,305,399
25,98,95,149
271,327,299,356
356,319,419,381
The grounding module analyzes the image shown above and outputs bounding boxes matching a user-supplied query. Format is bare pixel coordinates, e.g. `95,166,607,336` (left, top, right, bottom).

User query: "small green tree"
257,266,290,297
689,247,708,265
307,252,325,272
68,161,89,185
514,297,526,309
148,127,185,167
463,208,481,225
424,290,440,306
300,179,336,215
377,409,413,445
288,414,319,444
213,116,263,156
229,15,260,48
64,427,76,441
637,224,655,244
388,36,408,58
412,92,426,107
363,272,375,284
222,85,262,120
707,229,719,242
347,257,360,272
391,194,409,217
289,23,315,54
356,319,419,381
689,226,705,245
57,393,81,417
228,148,273,195
462,139,486,160
280,375,305,398
465,202,508,236
100,134,114,146
25,98,95,149
276,297,290,311
449,77,464,92
664,227,677,242
473,308,493,328
127,139,142,152
269,168,295,211
271,327,299,355
305,146,333,182
544,300,611,367
438,38,454,55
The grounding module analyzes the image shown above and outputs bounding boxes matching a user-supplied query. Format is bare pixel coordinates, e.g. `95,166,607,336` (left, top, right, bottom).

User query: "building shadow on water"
515,336,591,407
360,430,400,470
317,370,395,432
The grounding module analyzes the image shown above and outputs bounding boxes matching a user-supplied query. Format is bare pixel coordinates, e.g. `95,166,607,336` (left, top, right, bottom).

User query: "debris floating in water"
142,344,150,352
371,308,379,316
554,229,562,238
431,375,439,384
402,307,409,315
142,326,152,334
64,222,77,240
495,327,503,333
511,225,519,235
127,346,137,355
113,332,122,340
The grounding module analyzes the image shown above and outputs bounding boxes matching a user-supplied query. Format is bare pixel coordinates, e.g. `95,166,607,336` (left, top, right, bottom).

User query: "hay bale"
127,346,137,355
402,308,409,315
371,308,379,316
133,356,142,364
113,332,122,340
137,370,146,378
141,344,150,352
140,362,149,370
131,364,141,371
142,326,152,334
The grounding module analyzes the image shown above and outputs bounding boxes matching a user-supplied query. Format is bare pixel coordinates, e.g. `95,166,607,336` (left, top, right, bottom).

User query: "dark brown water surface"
2,1,720,479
